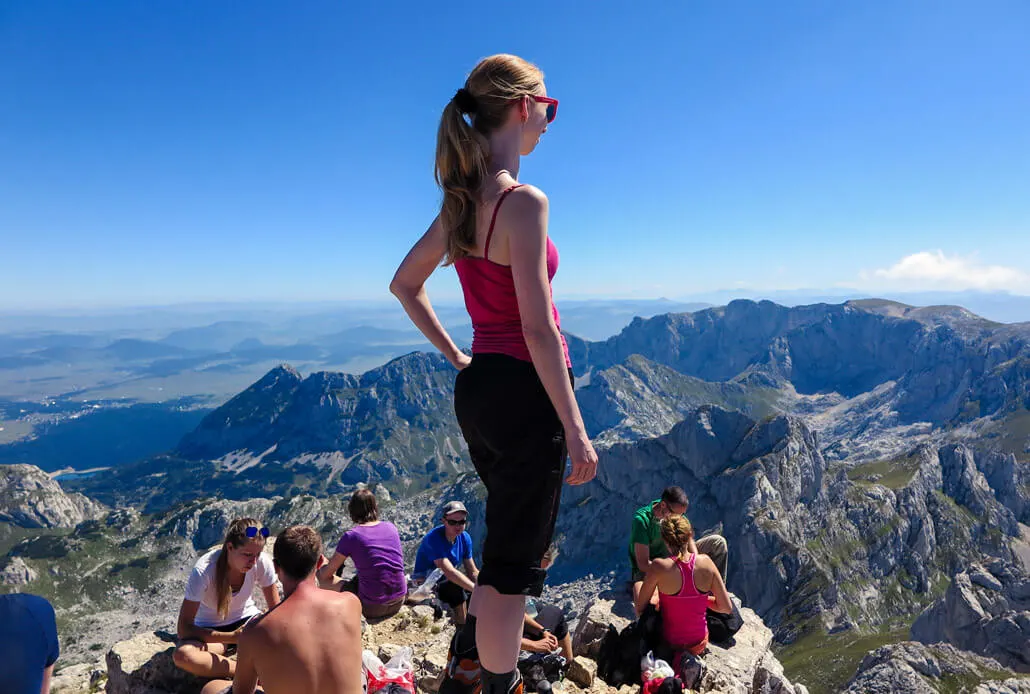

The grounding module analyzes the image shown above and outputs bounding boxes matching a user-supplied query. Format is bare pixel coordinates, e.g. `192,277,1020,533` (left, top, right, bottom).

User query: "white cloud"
858,250,1030,292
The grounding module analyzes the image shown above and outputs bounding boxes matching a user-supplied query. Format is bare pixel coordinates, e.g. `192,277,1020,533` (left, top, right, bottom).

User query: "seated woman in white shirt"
172,517,281,680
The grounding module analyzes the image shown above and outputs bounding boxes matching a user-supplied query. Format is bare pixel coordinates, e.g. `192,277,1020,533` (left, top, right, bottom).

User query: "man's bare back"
242,583,363,694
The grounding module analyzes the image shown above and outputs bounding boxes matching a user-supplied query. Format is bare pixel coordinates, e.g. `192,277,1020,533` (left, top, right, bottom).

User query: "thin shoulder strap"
681,554,699,596
483,184,524,261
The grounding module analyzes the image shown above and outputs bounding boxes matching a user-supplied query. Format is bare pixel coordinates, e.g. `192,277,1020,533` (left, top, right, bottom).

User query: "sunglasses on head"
445,517,467,527
530,95,558,124
245,526,270,539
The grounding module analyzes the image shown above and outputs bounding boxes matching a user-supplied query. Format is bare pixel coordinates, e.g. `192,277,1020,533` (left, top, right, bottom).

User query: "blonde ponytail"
434,54,545,265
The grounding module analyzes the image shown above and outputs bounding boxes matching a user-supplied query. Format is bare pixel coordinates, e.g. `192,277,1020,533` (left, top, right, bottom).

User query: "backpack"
706,596,743,645
518,653,567,694
439,620,481,694
597,619,648,688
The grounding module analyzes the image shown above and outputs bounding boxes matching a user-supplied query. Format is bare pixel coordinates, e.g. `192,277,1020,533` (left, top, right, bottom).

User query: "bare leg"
201,680,233,694
560,633,573,662
469,585,526,674
453,600,468,626
172,641,235,679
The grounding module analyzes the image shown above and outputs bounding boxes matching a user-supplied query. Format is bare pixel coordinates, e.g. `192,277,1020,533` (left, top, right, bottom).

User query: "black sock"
481,668,521,694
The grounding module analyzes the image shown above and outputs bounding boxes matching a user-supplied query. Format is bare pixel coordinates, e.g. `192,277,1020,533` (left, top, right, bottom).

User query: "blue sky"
1,1,1028,309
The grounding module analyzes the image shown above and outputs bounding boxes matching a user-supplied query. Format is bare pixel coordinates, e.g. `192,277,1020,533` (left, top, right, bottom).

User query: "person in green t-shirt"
627,486,728,607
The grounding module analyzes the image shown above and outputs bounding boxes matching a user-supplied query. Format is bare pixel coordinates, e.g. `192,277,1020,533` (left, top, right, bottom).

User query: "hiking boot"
481,668,523,694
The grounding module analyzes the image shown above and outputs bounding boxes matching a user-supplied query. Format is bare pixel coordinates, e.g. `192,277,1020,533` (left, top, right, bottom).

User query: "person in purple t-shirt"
317,489,407,618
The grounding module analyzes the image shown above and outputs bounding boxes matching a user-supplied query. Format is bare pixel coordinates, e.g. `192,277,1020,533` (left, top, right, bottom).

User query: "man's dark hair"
348,488,379,524
273,525,323,581
661,486,689,509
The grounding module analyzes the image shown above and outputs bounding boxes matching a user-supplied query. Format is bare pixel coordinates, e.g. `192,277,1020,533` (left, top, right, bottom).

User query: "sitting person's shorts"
179,616,253,656
528,603,568,640
435,579,471,608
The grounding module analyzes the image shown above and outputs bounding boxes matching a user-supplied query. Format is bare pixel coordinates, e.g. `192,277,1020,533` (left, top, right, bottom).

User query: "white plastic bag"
408,567,444,601
362,647,415,694
640,650,674,683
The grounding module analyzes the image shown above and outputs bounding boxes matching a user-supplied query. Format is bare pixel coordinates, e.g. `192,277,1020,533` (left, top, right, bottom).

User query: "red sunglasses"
530,96,559,123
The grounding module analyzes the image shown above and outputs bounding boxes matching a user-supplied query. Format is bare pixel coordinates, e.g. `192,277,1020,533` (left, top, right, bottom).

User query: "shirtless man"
202,525,363,694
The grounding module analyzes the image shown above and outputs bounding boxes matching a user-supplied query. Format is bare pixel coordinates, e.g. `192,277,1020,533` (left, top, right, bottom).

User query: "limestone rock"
362,615,377,652
412,604,436,625
912,560,1030,672
568,656,597,688
573,599,629,660
0,464,105,528
105,631,205,694
416,630,453,693
378,643,405,663
845,642,1024,694
0,556,38,585
698,606,807,694
51,661,105,693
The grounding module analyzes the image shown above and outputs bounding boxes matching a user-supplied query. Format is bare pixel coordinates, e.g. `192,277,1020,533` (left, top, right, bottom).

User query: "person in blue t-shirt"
412,500,479,624
0,593,60,694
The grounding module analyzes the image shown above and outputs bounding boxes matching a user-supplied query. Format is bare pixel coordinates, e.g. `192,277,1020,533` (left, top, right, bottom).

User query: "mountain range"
3,297,1030,692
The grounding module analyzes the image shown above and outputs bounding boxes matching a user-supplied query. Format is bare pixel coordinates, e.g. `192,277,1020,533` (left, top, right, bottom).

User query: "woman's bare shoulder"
648,556,678,573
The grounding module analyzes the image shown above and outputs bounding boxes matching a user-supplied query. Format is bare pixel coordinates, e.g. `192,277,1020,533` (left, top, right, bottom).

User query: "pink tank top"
660,554,710,648
453,184,571,367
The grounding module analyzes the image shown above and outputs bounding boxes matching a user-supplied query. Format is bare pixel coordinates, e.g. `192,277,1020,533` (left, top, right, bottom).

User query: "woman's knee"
172,642,197,668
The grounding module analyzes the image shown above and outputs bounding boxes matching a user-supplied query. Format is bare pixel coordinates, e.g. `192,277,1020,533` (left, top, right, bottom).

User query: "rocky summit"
0,463,105,528
5,299,1030,692
911,559,1030,673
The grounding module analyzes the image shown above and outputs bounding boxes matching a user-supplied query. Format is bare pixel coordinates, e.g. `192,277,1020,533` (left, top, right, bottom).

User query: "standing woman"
390,54,598,694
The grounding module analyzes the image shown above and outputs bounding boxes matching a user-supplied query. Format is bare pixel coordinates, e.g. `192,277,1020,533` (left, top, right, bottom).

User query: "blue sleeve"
460,532,473,561
34,596,59,667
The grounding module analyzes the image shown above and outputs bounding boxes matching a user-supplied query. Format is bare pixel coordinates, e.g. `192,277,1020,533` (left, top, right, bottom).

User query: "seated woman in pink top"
634,515,732,669
317,489,407,618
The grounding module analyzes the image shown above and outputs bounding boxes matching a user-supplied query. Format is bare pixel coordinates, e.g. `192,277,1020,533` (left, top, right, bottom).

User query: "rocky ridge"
554,406,1027,642
911,560,1030,673
0,463,106,528
56,595,806,694
844,641,1030,693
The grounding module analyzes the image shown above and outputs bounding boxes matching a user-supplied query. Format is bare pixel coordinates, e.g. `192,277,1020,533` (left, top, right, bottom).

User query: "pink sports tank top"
660,553,711,649
453,184,571,367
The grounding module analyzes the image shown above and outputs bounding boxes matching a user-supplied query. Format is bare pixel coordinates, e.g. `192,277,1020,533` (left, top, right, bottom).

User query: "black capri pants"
453,353,572,597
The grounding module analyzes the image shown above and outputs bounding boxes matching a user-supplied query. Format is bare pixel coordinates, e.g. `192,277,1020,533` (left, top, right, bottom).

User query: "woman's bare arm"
176,599,241,644
316,552,347,588
261,583,281,610
634,565,663,617
506,187,597,485
390,218,470,370
697,556,733,614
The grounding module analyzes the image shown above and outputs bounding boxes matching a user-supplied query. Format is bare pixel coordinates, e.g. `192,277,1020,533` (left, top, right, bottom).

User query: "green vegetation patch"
847,453,921,489
777,624,911,694
991,408,1030,461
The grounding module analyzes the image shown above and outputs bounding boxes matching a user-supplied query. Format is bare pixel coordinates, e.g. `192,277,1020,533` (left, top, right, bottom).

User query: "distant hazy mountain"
557,299,712,341
160,321,270,352
682,289,1030,325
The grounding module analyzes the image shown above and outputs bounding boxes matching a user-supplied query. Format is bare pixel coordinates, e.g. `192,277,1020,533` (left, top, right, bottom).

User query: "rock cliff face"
0,463,105,528
911,560,1030,673
576,354,782,445
844,642,1030,693
568,299,1030,426
69,352,468,509
553,408,1027,641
